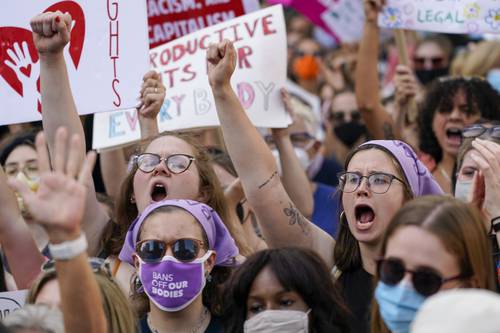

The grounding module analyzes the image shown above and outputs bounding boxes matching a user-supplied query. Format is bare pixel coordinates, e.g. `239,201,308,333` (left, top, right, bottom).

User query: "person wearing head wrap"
119,199,239,333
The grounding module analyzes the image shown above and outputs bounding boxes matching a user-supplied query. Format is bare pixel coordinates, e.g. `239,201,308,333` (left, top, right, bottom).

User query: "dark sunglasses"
462,124,500,139
376,258,469,297
134,153,195,174
136,238,207,263
413,56,444,68
328,110,361,123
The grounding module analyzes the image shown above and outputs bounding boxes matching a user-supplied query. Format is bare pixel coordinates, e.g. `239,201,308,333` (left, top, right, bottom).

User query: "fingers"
78,151,97,186
35,132,51,174
22,41,33,63
13,43,24,62
30,11,71,40
207,43,223,66
66,134,83,179
6,48,20,65
53,127,68,173
7,178,36,204
471,139,500,179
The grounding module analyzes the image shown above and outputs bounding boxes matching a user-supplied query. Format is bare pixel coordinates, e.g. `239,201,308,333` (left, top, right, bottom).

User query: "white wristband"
48,233,88,261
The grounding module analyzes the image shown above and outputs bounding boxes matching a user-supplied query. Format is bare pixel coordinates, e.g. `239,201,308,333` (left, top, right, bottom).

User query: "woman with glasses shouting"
118,199,239,333
371,196,496,333
207,39,443,333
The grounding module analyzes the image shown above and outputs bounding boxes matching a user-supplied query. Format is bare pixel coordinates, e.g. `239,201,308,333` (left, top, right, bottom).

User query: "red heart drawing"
0,1,85,104
19,64,32,77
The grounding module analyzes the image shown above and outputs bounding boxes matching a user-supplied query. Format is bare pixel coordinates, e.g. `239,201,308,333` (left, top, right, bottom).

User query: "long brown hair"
333,144,413,272
371,196,496,333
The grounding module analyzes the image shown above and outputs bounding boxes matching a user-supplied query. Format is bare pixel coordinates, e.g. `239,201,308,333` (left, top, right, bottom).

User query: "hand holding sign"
138,71,166,120
8,128,96,243
207,40,237,89
30,11,72,55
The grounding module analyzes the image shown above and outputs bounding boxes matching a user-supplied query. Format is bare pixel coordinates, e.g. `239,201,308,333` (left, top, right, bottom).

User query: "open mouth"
355,204,375,230
150,183,168,202
445,128,462,147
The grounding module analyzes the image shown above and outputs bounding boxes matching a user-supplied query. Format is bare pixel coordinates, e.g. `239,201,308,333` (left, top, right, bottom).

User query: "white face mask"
271,148,311,175
243,309,310,333
454,179,473,202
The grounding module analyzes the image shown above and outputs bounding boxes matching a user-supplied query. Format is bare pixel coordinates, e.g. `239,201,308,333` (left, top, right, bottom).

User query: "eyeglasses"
413,56,444,69
4,159,39,179
134,153,195,174
136,238,207,263
42,257,111,277
462,124,500,139
337,172,405,194
264,132,315,149
328,110,362,123
376,258,469,297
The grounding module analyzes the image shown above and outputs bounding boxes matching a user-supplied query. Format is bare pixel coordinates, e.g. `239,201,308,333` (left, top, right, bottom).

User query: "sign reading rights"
379,0,500,34
147,0,260,49
0,0,149,125
93,5,288,150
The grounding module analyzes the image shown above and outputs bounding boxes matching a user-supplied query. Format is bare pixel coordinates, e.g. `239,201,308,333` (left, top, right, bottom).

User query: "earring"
134,275,143,292
206,273,212,283
340,211,346,223
130,196,136,204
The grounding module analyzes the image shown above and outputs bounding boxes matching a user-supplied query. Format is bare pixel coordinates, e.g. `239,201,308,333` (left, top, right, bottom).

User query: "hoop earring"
340,211,346,223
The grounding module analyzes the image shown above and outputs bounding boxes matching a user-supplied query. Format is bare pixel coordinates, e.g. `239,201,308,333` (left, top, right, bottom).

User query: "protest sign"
148,0,260,49
267,0,364,43
379,0,500,34
0,290,27,320
93,5,288,150
0,0,149,125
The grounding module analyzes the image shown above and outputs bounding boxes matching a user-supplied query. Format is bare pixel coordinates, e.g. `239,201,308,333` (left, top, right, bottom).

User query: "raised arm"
0,166,44,288
9,128,107,333
31,12,108,255
207,41,334,267
356,0,400,140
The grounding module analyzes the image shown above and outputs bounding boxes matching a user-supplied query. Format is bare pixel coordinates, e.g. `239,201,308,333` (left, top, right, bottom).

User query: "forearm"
100,149,128,201
55,252,107,333
275,137,314,218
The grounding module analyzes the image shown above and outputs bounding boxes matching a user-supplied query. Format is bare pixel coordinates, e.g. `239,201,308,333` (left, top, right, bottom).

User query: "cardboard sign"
0,0,149,125
93,5,288,151
379,0,500,34
267,0,364,43
0,290,27,320
148,0,260,49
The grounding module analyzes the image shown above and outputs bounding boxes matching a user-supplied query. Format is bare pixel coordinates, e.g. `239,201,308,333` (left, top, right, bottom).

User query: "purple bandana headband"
360,140,443,197
118,199,239,267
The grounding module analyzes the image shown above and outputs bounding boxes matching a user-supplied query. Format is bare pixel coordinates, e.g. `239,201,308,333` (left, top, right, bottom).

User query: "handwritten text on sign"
0,0,149,125
147,0,260,49
379,0,500,34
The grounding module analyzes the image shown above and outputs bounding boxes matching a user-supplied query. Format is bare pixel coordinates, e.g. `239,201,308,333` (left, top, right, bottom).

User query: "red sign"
147,0,257,49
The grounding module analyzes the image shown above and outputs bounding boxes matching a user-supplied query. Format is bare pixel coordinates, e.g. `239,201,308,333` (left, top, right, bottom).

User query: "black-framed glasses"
42,257,111,277
462,124,500,140
136,238,207,263
376,258,469,297
337,172,405,194
134,153,195,174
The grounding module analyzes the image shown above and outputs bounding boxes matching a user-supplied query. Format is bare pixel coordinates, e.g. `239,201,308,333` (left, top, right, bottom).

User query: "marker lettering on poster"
107,0,121,107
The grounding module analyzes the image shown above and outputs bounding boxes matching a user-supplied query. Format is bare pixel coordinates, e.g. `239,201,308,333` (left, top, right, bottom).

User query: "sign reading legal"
0,0,149,125
379,0,500,34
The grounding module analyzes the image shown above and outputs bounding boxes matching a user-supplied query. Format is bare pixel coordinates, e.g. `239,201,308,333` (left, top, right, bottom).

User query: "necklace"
438,165,451,183
147,307,209,333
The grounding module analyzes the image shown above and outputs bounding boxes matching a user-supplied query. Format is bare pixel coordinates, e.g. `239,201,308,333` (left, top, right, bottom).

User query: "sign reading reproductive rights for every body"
0,0,149,125
92,5,288,150
147,0,260,49
379,0,500,34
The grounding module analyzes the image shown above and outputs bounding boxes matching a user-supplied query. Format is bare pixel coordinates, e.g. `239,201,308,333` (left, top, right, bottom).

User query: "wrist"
48,227,81,245
210,83,233,98
39,51,65,64
48,233,88,261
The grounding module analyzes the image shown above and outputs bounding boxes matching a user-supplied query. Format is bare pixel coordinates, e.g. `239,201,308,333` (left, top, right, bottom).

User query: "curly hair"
418,77,500,164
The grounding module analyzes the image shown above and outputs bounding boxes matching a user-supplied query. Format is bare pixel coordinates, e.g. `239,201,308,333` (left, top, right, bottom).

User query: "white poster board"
0,0,149,125
379,0,500,34
0,290,27,320
92,5,288,151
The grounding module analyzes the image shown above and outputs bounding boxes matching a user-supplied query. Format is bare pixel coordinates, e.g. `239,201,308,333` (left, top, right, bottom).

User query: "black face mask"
415,67,449,85
334,122,366,147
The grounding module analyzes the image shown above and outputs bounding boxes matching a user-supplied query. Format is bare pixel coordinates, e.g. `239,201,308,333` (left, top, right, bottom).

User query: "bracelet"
48,233,88,261
492,217,500,233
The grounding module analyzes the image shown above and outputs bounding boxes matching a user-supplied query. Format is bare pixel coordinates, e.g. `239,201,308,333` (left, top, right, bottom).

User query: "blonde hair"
461,41,500,77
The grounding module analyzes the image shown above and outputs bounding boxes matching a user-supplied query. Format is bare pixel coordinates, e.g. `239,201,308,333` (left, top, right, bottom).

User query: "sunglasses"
134,153,195,174
328,110,361,123
376,258,468,297
413,56,444,69
136,238,207,263
462,124,500,140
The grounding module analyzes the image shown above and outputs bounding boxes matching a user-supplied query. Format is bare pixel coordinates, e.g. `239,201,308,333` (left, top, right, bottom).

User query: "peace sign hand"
8,128,96,243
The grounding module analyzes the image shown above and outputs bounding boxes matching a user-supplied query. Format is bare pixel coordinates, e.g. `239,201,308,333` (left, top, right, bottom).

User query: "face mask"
454,179,473,202
487,69,500,93
375,281,426,333
271,148,311,173
15,172,39,218
415,67,449,85
333,122,366,147
244,309,311,333
138,250,212,312
292,55,319,81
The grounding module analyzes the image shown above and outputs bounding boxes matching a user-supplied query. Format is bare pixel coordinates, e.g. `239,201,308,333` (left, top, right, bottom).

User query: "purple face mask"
138,251,212,312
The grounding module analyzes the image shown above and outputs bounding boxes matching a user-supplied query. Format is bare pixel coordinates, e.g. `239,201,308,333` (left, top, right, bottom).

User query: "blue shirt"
311,182,341,238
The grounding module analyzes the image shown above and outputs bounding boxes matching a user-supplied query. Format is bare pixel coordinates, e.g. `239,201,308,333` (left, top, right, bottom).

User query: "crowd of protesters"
1,0,500,332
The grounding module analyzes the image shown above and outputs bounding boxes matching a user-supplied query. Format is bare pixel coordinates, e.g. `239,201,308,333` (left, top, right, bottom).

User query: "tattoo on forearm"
383,122,395,140
258,171,278,189
283,202,309,235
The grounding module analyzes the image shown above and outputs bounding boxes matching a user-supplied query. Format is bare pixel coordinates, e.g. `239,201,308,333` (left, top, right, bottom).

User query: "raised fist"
30,11,72,55
207,40,237,89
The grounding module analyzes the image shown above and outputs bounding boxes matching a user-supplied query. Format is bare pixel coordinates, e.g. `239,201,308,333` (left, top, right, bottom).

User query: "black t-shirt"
337,266,373,333
139,315,223,333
